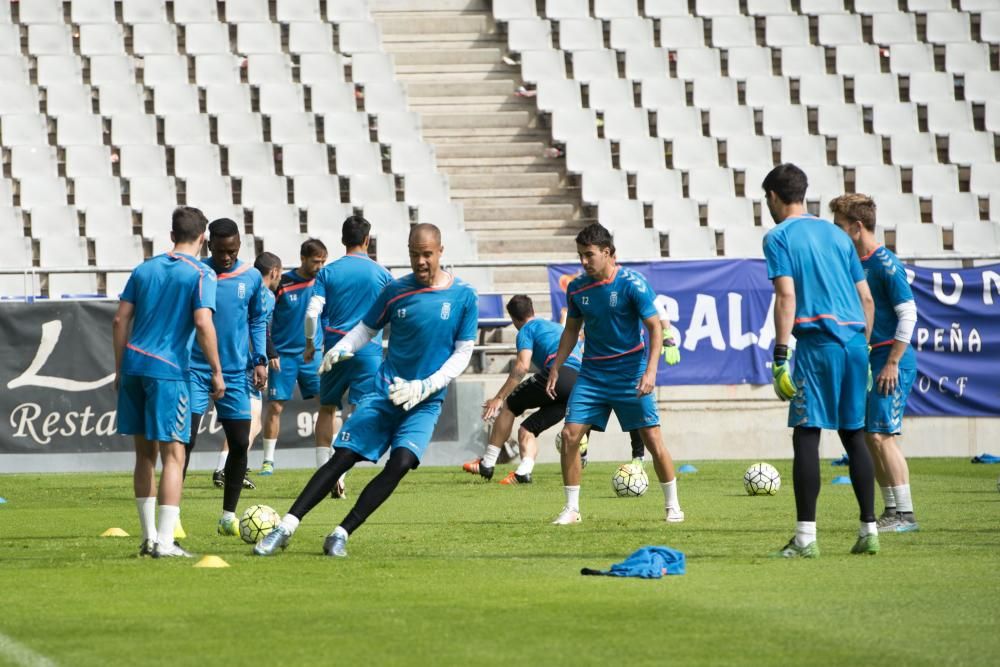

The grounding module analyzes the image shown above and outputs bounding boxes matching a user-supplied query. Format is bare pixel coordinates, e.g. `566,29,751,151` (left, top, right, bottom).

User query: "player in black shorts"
464,296,586,484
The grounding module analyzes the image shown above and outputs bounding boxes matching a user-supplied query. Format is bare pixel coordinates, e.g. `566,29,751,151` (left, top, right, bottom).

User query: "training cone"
100,527,130,537
831,475,852,485
194,555,230,568
678,464,698,473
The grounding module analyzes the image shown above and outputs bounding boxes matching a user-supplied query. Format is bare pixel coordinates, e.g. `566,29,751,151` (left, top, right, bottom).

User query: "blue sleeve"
566,285,581,319
363,282,395,331
629,272,658,321
121,271,136,303
456,288,479,342
886,257,914,306
248,274,268,365
763,231,791,280
847,246,865,284
515,323,533,352
196,272,217,312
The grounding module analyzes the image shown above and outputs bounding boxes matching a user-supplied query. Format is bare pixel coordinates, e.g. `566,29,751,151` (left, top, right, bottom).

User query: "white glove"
318,347,353,375
388,377,434,411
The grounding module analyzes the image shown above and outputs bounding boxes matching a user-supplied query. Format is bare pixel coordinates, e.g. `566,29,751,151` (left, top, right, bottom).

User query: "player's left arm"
111,300,135,392
855,279,875,343
876,262,918,395
638,313,662,396
484,349,533,421
249,279,269,389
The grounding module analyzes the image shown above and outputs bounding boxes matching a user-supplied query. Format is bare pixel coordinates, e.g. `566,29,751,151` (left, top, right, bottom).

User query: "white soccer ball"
743,462,781,496
554,432,589,456
612,463,649,497
240,504,280,544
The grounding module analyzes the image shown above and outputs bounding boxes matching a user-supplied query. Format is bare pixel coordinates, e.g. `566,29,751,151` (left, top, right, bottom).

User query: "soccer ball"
612,463,649,497
554,431,589,456
239,504,279,544
743,462,781,496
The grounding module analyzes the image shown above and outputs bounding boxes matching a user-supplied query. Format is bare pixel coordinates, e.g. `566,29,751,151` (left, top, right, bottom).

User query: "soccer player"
830,194,919,533
762,164,879,558
254,223,478,558
546,223,684,525
465,294,585,485
303,216,393,497
213,252,282,482
184,218,268,536
112,206,223,558
261,238,330,475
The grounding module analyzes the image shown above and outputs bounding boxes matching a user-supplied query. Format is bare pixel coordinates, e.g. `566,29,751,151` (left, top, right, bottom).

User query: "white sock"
794,520,817,547
315,446,331,468
482,445,501,468
660,479,679,510
892,484,913,513
156,505,180,547
221,510,236,521
216,450,228,472
333,525,349,539
135,497,156,541
280,514,300,534
881,486,896,510
564,485,580,511
262,438,277,462
860,521,878,537
515,457,535,476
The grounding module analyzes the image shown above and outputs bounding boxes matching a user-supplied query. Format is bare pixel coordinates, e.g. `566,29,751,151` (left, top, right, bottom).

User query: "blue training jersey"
566,266,658,366
315,252,393,356
120,252,217,381
272,270,320,355
363,272,478,400
763,215,866,345
191,258,267,373
516,318,582,373
862,245,917,369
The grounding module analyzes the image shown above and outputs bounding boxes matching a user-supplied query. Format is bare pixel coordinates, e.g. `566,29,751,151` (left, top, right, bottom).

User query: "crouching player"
831,194,919,532
254,224,478,558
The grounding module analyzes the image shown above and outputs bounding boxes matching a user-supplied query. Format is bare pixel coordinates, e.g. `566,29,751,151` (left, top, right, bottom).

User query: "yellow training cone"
193,555,230,568
100,527,130,537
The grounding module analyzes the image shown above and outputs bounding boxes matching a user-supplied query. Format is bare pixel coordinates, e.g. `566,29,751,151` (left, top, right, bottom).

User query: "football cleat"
462,458,494,481
259,460,274,476
253,524,291,556
851,533,880,555
173,518,187,540
499,471,532,485
665,507,685,523
138,539,155,557
631,457,644,468
551,507,582,525
242,469,256,490
322,531,348,558
876,509,898,529
217,516,239,537
212,469,225,488
580,448,588,469
771,539,820,559
331,475,346,499
887,513,919,533
152,541,194,559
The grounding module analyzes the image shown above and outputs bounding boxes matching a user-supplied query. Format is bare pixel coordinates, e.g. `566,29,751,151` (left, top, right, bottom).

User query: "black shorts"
506,367,578,437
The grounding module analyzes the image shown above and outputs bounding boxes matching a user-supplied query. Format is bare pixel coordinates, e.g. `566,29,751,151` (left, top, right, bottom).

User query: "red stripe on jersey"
568,266,620,296
859,245,883,262
870,339,894,349
794,313,866,326
584,342,645,361
376,273,455,323
169,252,206,301
217,263,253,280
126,343,179,368
324,326,349,335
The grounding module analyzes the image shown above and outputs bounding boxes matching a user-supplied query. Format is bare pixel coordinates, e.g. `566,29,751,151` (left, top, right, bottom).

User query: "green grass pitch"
1,459,998,666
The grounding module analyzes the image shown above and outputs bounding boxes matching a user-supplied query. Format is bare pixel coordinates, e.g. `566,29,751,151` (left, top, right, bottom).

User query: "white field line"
0,632,57,667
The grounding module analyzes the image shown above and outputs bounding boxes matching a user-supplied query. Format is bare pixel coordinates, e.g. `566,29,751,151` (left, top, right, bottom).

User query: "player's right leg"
628,430,644,465
118,373,158,556
865,363,918,532
637,426,684,523
840,337,879,554
260,354,299,474
557,365,612,524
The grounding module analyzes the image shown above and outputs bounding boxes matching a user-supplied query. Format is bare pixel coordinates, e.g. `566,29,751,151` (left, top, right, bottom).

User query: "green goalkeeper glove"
772,344,795,401
661,325,681,366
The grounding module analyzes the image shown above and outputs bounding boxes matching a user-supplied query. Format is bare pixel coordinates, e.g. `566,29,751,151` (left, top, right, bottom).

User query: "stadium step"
377,15,489,35
407,101,535,114
447,173,562,189
421,128,549,143
405,81,514,97
463,218,582,232
462,204,577,222
389,49,503,66
434,142,546,158
374,0,489,13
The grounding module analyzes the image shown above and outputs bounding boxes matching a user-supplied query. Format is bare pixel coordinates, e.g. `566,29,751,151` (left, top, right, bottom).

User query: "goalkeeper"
762,164,878,559
255,224,478,558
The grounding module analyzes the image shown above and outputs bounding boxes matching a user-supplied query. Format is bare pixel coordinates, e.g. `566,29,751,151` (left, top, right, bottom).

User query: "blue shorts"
333,393,442,464
866,359,916,435
789,333,868,430
565,355,660,432
268,353,321,401
190,368,251,420
319,353,379,410
116,373,191,443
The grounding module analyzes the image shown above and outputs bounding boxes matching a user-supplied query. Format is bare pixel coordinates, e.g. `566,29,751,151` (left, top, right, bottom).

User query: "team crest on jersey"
440,302,451,320
237,282,246,299
609,291,618,307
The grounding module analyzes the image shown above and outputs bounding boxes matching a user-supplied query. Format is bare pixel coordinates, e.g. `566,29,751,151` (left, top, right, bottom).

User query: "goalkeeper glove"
772,344,796,401
661,325,681,366
318,347,353,375
388,377,435,411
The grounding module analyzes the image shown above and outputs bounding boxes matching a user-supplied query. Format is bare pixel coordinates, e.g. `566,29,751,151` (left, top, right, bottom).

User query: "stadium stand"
0,0,996,310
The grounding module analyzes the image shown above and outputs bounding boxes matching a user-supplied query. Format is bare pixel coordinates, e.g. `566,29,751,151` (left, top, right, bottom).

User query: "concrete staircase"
372,0,585,323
